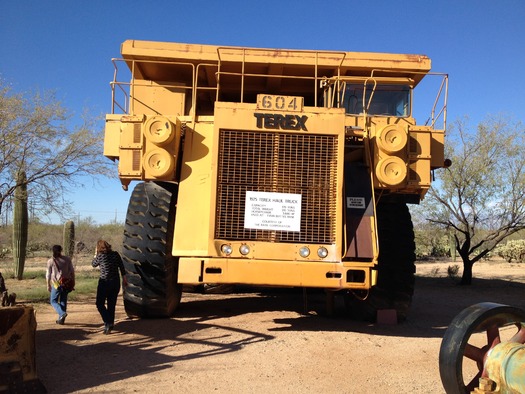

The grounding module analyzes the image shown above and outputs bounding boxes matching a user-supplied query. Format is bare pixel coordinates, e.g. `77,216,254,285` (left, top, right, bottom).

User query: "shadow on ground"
35,275,525,393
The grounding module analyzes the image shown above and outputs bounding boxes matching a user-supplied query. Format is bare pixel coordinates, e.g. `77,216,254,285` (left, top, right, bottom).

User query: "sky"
1,0,524,224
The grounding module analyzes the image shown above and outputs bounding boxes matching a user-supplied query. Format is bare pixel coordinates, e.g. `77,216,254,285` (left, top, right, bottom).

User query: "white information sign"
346,197,365,209
244,191,302,232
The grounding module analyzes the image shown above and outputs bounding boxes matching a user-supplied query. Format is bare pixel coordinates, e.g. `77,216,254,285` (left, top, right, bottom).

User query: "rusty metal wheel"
439,302,525,394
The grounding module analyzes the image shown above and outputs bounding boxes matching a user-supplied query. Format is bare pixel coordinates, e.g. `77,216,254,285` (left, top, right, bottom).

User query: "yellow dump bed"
122,40,430,77
119,40,431,106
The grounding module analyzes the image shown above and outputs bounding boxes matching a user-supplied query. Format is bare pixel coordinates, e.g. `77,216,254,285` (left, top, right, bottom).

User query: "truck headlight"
299,246,310,258
239,244,250,255
317,247,329,258
221,244,233,256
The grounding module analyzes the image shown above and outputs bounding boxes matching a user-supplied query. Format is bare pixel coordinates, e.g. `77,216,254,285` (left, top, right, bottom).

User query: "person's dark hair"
52,245,62,258
96,240,112,254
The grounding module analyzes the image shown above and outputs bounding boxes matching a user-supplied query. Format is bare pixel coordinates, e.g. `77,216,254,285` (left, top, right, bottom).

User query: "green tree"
411,205,455,259
423,115,525,284
0,81,114,221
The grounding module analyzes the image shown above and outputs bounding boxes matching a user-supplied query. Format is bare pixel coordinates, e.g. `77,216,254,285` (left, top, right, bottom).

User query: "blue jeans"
96,278,121,325
50,286,68,318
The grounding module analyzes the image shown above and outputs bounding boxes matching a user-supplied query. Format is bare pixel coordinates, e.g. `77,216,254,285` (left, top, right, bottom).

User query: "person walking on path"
92,240,127,334
46,245,75,325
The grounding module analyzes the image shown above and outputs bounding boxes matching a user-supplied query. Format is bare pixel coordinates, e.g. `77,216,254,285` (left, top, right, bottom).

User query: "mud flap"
344,161,374,259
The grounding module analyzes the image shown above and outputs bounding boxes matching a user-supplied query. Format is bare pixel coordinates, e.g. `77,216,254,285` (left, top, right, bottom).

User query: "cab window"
341,84,410,117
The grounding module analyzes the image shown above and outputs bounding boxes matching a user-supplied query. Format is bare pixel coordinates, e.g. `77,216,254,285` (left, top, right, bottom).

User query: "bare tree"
423,115,525,284
0,82,115,220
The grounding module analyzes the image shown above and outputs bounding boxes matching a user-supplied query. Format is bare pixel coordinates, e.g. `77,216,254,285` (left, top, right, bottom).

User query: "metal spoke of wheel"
486,326,501,349
463,343,484,363
465,371,482,393
439,302,525,394
509,324,525,343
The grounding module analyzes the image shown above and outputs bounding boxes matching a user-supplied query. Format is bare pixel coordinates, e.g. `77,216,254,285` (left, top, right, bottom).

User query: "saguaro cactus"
63,220,75,258
13,171,28,280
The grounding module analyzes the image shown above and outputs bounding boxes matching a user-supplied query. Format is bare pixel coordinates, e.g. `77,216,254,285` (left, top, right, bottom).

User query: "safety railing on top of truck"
360,69,448,131
109,58,197,117
109,58,129,114
318,70,448,132
108,49,447,131
215,46,347,107
426,72,448,131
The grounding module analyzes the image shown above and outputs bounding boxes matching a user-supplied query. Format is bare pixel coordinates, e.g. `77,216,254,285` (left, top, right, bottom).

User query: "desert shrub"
0,221,124,260
447,264,460,278
26,242,51,255
28,223,62,249
415,242,430,260
89,223,124,253
494,240,525,263
430,267,440,277
431,240,450,258
76,241,86,252
415,229,451,259
0,247,10,258
74,219,123,254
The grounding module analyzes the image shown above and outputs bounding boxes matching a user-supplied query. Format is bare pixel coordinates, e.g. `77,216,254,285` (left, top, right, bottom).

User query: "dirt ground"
26,260,525,393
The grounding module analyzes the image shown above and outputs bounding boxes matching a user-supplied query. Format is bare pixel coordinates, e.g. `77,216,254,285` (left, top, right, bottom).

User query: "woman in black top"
92,240,127,334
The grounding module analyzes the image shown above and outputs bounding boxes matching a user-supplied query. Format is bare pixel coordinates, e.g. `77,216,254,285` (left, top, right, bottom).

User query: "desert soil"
26,260,525,393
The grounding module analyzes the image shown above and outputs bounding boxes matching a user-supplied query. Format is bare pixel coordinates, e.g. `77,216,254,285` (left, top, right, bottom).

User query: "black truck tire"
122,181,182,318
346,202,416,322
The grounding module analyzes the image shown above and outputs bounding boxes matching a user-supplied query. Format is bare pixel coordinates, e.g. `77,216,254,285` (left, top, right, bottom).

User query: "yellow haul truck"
104,40,447,321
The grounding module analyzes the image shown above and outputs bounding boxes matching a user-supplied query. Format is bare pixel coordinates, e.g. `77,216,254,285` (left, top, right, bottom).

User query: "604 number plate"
256,94,303,112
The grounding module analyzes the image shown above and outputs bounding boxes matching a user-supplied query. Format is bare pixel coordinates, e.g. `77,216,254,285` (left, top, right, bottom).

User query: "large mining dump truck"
104,40,448,321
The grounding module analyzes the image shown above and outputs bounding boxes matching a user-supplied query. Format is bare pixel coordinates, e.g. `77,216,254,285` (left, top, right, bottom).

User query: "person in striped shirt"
92,240,127,334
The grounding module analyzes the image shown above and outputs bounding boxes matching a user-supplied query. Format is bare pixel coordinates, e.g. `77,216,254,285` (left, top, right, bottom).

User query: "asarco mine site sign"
244,191,302,232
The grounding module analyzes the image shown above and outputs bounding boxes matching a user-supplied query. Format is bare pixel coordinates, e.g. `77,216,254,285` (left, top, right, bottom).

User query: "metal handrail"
108,53,447,132
216,46,346,107
110,58,129,114
429,73,448,130
194,62,218,119
109,57,196,115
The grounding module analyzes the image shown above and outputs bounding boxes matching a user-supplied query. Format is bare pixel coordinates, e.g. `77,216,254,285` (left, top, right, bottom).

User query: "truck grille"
216,130,338,243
